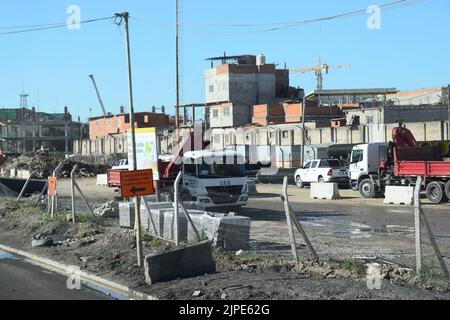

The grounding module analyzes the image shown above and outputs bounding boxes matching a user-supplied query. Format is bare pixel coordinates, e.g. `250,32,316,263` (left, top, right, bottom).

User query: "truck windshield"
351,149,364,163
196,156,246,178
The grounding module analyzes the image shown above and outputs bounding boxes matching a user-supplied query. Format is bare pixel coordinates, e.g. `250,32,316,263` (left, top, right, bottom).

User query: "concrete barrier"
119,202,135,228
310,183,341,200
96,174,108,186
144,241,216,284
383,186,414,205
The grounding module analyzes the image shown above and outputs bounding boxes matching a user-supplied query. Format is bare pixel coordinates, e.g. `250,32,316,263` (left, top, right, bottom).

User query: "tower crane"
88,74,107,117
290,56,350,91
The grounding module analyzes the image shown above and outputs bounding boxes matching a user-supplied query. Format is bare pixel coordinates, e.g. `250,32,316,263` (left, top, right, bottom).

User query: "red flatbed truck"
350,126,450,203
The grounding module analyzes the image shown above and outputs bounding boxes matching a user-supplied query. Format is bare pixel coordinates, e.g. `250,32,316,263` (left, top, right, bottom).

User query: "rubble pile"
4,154,108,179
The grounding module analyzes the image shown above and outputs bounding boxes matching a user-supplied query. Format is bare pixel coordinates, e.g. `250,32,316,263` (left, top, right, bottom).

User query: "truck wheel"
359,179,376,199
445,181,450,200
426,182,448,204
295,176,304,189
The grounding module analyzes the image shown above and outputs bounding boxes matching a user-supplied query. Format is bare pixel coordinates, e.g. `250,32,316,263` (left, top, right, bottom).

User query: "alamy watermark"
66,265,81,290
66,5,81,30
367,5,382,30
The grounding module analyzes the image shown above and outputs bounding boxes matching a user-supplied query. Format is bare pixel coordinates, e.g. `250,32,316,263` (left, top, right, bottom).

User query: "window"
213,110,219,118
223,107,230,117
311,161,318,168
184,164,197,176
282,131,289,138
351,149,364,163
303,162,312,169
319,159,342,168
366,116,374,124
209,85,214,93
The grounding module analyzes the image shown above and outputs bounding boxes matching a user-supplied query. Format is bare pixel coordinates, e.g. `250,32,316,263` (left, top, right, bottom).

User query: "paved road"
0,251,113,300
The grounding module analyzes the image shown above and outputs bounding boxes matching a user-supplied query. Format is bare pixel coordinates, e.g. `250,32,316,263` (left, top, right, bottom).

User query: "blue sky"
0,0,449,121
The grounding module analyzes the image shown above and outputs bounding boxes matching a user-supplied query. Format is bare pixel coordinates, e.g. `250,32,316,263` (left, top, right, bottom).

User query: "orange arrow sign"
120,169,155,198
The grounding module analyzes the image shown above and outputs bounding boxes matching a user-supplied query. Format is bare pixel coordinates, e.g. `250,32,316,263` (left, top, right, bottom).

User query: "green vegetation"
338,259,367,276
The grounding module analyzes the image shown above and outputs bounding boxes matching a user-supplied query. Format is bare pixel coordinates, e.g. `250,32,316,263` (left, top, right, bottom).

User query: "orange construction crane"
290,56,350,91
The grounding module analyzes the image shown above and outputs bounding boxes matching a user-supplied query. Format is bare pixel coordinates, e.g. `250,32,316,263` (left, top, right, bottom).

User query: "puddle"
300,217,373,239
0,250,21,260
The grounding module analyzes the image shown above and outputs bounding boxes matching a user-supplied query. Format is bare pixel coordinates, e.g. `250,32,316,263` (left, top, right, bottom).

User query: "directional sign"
120,169,155,198
48,177,57,196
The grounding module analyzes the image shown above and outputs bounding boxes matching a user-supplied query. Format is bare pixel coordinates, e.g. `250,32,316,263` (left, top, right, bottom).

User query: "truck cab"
349,143,387,197
181,150,248,209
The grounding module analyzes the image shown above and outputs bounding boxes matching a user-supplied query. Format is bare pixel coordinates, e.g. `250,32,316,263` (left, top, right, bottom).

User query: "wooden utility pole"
115,12,143,267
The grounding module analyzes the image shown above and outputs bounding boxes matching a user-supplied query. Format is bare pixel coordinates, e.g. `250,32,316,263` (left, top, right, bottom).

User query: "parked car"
294,158,348,188
111,159,129,171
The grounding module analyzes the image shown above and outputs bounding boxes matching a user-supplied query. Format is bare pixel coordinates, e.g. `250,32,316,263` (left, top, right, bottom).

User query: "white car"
111,159,129,171
294,158,348,188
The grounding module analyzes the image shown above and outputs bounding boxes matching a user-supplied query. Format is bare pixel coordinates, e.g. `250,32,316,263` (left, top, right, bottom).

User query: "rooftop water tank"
256,54,266,66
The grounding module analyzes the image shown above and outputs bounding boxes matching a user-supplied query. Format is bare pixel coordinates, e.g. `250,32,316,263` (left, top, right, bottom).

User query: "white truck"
294,158,348,188
180,149,249,209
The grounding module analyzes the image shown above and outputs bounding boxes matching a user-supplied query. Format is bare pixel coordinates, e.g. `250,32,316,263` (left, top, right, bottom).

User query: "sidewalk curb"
0,243,158,300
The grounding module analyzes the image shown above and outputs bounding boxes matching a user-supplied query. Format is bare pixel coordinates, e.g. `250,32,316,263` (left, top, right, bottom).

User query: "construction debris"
2,154,108,179
94,201,119,218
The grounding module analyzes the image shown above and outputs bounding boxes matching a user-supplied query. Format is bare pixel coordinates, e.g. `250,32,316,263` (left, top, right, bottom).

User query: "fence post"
71,165,79,224
282,177,299,262
414,177,423,275
16,172,34,204
173,172,182,246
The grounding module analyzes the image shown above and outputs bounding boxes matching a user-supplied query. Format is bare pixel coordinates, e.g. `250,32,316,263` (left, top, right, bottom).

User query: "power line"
195,0,426,36
0,16,115,36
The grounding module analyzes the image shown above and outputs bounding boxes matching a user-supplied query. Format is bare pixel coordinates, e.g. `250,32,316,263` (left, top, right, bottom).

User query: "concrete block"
119,202,135,228
96,174,108,186
384,186,414,205
140,203,188,242
310,183,341,200
188,212,251,251
144,241,216,284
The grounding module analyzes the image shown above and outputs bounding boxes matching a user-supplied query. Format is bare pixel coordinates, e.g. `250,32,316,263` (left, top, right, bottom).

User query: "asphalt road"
0,251,113,300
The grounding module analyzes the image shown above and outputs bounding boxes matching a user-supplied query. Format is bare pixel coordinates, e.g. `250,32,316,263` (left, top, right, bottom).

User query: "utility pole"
175,0,181,130
115,12,143,267
300,89,306,166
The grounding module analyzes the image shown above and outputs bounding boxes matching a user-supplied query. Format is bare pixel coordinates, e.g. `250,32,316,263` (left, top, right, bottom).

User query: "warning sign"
120,169,155,198
48,177,57,196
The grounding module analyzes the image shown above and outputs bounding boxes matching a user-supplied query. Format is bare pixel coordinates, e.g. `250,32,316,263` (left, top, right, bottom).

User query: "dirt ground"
0,178,449,300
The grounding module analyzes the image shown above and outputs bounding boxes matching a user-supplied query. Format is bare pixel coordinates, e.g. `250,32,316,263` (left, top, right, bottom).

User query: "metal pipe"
71,165,79,224
173,171,182,246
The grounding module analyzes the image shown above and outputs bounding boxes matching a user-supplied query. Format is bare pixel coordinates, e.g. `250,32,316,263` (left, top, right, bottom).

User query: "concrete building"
209,121,449,168
387,86,449,105
344,104,448,126
306,88,398,107
88,106,170,140
205,54,299,128
0,106,83,154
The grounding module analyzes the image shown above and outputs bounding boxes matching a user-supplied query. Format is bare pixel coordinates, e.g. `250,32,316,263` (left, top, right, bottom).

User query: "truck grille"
206,185,243,205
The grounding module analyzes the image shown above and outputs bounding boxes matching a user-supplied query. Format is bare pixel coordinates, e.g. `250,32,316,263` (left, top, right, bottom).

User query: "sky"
0,0,449,121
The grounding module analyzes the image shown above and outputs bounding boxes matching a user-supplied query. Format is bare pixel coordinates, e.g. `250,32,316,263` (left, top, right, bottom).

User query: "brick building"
252,101,343,127
88,107,169,140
